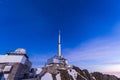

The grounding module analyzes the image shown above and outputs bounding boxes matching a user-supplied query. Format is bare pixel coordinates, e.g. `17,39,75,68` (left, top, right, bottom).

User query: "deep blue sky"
0,0,120,74
0,0,119,52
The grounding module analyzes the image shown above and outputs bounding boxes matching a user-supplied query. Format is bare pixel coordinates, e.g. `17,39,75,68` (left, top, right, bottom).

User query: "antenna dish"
15,48,26,54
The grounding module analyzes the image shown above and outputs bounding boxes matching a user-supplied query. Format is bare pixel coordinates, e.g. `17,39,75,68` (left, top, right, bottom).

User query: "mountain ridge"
39,64,120,80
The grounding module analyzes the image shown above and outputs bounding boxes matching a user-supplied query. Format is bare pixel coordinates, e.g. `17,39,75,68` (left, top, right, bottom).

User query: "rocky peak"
39,65,120,80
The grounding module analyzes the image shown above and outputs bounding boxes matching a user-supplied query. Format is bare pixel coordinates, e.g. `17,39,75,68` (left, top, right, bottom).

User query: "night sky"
0,0,120,77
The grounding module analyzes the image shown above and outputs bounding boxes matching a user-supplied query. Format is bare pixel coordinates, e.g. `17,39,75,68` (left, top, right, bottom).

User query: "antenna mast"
58,31,61,57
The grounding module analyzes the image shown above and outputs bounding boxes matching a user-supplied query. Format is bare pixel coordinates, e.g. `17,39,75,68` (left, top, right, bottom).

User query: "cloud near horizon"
65,37,120,64
30,23,120,77
63,23,120,77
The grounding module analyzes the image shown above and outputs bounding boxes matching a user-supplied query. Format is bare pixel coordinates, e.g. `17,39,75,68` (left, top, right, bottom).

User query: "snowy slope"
41,73,53,80
39,66,120,80
68,69,77,80
40,68,83,80
56,73,61,80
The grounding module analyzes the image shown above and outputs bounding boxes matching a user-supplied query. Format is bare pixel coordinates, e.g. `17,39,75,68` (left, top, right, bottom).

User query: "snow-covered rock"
68,69,77,80
41,73,53,80
39,65,120,80
36,68,42,74
56,73,61,80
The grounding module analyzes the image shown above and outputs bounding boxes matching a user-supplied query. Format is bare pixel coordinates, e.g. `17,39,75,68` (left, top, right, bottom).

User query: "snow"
41,73,53,80
92,76,96,80
0,55,26,64
68,69,78,80
56,73,61,80
36,68,42,74
4,73,9,79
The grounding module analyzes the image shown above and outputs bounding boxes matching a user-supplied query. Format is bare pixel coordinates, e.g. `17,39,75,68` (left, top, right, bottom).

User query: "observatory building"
46,32,68,66
45,32,69,71
38,32,71,78
0,48,32,80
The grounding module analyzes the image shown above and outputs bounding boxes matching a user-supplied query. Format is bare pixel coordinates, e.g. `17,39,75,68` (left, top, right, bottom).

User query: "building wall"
0,55,27,64
8,62,31,80
0,61,31,80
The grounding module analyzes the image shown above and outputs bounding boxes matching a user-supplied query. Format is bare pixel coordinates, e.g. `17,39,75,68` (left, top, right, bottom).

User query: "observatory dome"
14,48,26,54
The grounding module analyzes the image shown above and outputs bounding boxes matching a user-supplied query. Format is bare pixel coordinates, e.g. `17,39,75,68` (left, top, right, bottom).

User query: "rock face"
92,72,120,80
39,65,120,80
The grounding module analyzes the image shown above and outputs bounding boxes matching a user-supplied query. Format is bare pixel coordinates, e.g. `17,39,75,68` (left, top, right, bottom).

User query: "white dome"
15,48,26,54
